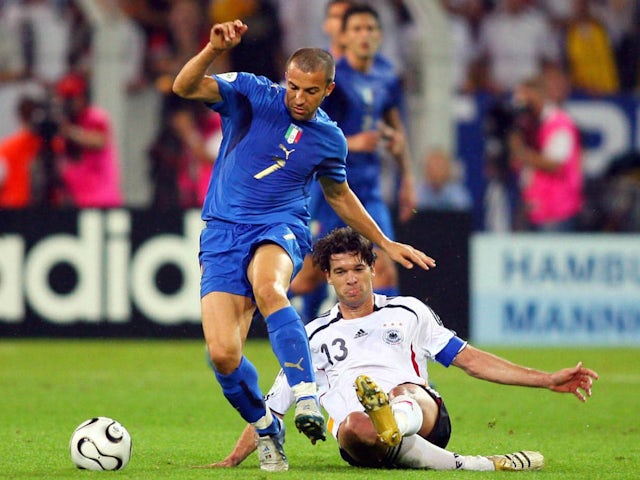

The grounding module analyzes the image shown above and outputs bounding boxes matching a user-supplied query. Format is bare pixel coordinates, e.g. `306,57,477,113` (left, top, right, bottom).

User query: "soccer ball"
69,417,132,471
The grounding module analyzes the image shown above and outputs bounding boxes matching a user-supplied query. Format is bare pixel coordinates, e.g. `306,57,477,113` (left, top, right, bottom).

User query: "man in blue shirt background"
291,3,417,321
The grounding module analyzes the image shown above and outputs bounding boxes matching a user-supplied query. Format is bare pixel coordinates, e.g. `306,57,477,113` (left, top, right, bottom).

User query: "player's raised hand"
383,241,436,271
210,20,248,51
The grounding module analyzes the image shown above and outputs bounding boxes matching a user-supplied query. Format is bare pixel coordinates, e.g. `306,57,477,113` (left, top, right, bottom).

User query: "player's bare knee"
206,342,241,374
340,412,378,446
252,282,288,315
388,382,424,400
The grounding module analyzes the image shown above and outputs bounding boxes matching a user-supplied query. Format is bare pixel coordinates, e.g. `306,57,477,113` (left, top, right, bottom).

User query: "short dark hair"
312,227,377,272
286,47,335,85
342,3,381,32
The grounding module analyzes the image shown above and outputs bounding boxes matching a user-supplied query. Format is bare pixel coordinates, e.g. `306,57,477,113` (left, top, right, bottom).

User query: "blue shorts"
311,198,395,242
199,220,310,298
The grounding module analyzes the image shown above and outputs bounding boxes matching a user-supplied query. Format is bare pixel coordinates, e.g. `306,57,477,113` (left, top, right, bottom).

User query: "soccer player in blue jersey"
291,3,417,321
172,19,435,471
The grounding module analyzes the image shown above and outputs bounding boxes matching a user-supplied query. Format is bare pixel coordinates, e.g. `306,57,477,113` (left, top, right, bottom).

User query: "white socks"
390,395,423,437
394,435,495,471
388,395,494,471
253,409,274,431
291,381,317,400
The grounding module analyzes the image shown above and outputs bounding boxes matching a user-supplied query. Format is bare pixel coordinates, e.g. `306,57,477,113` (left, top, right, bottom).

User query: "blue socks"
213,356,265,424
209,306,315,429
265,306,314,386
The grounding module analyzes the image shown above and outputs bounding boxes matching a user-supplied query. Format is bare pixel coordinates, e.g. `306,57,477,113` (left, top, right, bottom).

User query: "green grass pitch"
1,339,638,479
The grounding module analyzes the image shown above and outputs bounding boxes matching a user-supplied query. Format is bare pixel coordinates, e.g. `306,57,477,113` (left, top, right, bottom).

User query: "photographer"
508,67,583,232
0,96,42,208
482,93,538,231
55,73,123,208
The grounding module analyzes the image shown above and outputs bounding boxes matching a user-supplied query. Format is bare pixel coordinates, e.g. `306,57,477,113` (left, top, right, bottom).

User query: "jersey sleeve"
210,72,268,115
264,369,295,416
434,335,466,367
315,154,346,184
414,299,467,367
314,114,348,184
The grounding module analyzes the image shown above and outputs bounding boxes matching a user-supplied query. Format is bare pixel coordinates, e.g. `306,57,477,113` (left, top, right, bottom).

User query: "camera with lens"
483,95,539,179
28,98,63,142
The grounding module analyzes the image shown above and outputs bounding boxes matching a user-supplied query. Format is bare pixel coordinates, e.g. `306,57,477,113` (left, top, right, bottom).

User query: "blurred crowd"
444,0,640,95
0,0,639,231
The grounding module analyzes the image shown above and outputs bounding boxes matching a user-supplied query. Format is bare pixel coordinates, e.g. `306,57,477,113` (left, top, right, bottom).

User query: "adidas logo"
354,329,368,338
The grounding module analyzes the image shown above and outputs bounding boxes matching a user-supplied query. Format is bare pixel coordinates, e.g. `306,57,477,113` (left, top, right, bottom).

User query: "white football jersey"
265,295,466,438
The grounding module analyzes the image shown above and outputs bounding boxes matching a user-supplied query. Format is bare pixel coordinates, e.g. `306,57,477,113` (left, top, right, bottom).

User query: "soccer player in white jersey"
206,227,598,471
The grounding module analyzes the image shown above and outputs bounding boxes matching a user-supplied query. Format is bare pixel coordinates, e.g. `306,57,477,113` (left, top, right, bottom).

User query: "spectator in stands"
481,88,540,232
537,0,573,33
148,97,222,209
442,0,489,40
0,96,42,208
508,67,583,232
440,1,477,93
322,0,353,59
55,72,124,208
209,0,284,83
290,3,417,321
563,0,619,96
599,149,640,231
119,0,173,86
0,2,50,139
592,0,639,93
472,0,560,94
441,0,492,92
149,0,210,99
417,148,472,211
0,5,27,84
276,1,325,59
66,1,93,75
3,0,70,85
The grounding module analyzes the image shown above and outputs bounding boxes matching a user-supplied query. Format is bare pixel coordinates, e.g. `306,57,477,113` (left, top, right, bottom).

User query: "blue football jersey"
203,72,347,231
310,55,404,233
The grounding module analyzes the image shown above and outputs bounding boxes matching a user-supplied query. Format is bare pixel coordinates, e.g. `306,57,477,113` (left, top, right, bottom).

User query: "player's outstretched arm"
173,20,248,103
452,345,599,402
547,361,599,402
196,423,257,468
319,177,435,270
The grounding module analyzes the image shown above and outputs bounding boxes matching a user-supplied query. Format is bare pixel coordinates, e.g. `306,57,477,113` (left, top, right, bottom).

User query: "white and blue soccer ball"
69,417,132,471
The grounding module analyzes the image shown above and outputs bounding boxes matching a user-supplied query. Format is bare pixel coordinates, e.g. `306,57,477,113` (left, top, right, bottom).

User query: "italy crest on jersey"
285,124,303,144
